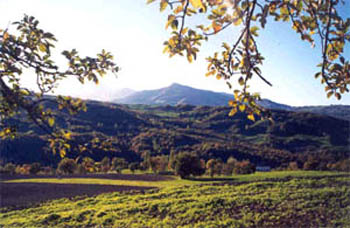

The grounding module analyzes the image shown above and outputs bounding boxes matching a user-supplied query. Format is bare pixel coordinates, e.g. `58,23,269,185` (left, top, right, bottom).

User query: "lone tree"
0,15,119,156
147,0,349,119
174,152,205,179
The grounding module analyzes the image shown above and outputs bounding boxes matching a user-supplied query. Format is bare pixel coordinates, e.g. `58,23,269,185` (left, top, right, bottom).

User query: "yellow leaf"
64,131,71,140
166,15,176,29
205,70,216,77
327,91,333,98
39,43,47,52
168,38,176,47
59,148,66,158
160,0,168,12
250,26,259,36
48,117,55,127
239,104,245,112
187,54,193,63
189,0,204,9
174,5,183,14
19,89,30,96
229,108,237,116
3,31,9,40
234,18,242,26
181,27,189,35
212,21,222,33
247,114,255,121
216,74,221,80
163,46,170,54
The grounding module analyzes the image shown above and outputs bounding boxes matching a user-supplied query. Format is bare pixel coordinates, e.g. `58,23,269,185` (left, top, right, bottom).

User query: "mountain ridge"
112,83,350,121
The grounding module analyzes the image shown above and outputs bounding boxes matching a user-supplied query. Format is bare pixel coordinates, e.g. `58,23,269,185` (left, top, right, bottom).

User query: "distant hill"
294,105,350,122
113,83,350,121
1,99,349,168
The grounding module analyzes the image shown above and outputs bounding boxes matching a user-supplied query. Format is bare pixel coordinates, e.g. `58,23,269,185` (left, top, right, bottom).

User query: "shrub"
303,156,320,170
168,149,176,171
15,164,31,175
234,160,256,175
128,162,139,173
150,156,168,173
1,163,16,175
111,157,128,173
206,159,223,177
82,157,95,173
101,157,111,173
174,152,205,179
222,157,237,176
29,162,41,174
288,161,299,171
328,159,350,172
39,166,55,175
76,164,87,174
57,158,77,174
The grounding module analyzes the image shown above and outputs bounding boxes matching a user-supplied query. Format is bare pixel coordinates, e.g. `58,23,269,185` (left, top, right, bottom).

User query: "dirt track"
0,174,170,209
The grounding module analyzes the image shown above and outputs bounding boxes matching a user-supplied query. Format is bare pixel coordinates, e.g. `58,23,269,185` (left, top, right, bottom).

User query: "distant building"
256,166,271,172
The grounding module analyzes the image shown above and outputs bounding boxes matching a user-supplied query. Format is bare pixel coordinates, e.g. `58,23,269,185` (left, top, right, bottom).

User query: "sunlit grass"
1,171,349,227
5,171,347,188
5,177,195,188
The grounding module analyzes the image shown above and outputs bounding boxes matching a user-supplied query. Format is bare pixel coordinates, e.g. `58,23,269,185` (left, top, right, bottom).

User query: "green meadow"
1,171,350,227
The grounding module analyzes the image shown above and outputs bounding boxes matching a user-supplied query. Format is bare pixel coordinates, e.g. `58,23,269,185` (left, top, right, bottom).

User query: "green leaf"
238,77,245,86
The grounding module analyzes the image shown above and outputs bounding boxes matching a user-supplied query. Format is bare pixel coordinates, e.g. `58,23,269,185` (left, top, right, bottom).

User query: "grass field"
1,171,349,227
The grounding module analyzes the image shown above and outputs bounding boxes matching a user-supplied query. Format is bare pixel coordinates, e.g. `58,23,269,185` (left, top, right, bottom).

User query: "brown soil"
0,173,173,181
0,173,170,209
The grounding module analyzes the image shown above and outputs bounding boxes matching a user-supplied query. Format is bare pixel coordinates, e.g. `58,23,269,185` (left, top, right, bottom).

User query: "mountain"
256,99,293,111
113,83,291,108
110,88,135,100
113,83,350,121
113,83,234,106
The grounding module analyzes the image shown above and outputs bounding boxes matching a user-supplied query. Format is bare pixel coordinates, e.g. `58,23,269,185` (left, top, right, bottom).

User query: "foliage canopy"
0,15,119,156
147,0,350,119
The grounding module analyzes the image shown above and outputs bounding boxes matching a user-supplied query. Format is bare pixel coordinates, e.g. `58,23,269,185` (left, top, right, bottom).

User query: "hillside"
1,99,349,168
113,83,350,121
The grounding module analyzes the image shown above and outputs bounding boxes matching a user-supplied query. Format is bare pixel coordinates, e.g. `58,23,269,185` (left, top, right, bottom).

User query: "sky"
0,0,349,106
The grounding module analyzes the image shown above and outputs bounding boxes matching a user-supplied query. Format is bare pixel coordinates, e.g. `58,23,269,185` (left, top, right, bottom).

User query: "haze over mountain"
113,83,350,121
113,83,290,108
113,83,235,106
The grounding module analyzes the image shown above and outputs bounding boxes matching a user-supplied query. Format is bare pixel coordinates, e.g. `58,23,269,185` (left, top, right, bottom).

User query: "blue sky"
1,0,349,106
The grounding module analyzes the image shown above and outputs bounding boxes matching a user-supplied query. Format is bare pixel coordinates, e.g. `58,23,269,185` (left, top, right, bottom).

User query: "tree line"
1,152,349,178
